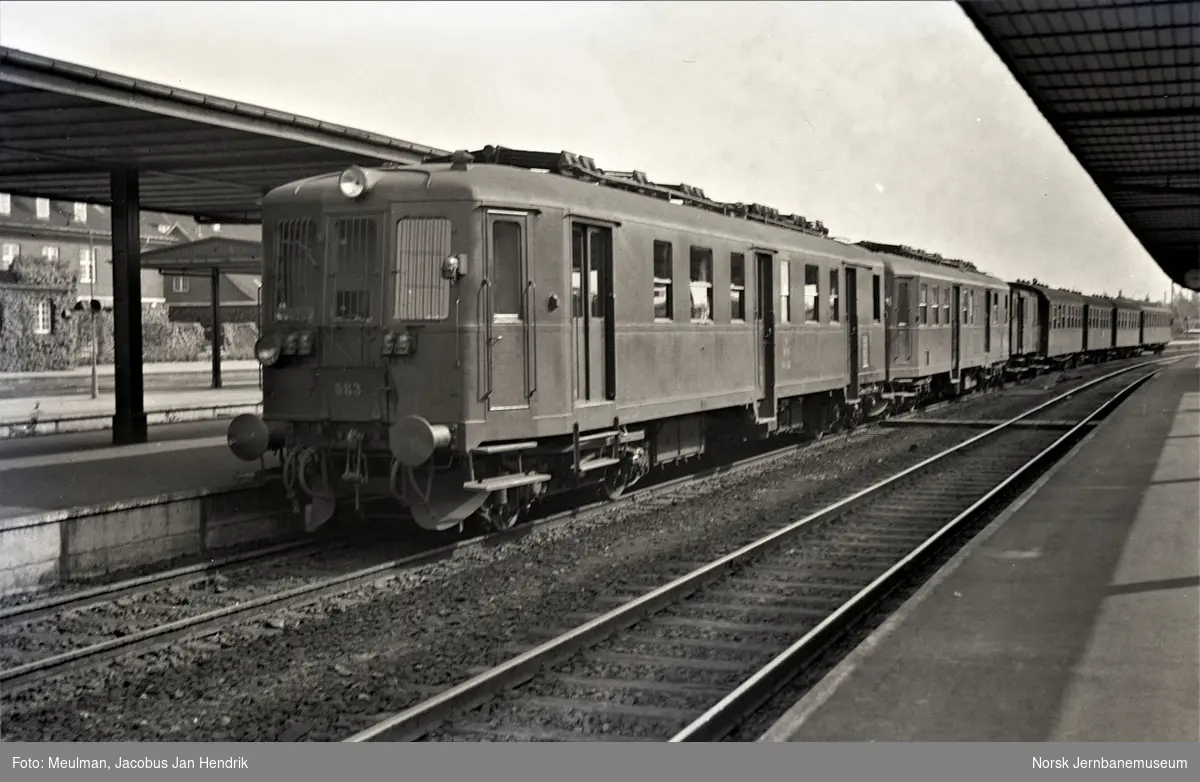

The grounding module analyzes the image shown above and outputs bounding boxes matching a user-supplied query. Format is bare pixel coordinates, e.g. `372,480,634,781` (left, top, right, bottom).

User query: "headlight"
338,166,369,199
255,334,283,366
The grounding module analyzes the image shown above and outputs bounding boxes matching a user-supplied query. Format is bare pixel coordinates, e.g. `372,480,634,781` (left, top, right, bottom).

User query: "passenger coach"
1139,304,1173,353
1008,280,1087,368
862,242,1009,406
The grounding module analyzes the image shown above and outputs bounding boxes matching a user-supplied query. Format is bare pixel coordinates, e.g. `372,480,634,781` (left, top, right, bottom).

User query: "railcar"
1081,293,1114,363
1007,280,1086,369
226,143,1175,537
1139,304,1173,353
228,146,893,534
1007,283,1041,373
1108,297,1145,358
860,243,1010,408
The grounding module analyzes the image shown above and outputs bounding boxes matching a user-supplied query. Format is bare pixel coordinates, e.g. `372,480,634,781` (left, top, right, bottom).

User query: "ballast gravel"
0,363,1138,742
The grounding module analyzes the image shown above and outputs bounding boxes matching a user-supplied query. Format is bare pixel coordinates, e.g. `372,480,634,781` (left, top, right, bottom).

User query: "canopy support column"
210,267,223,389
110,167,147,445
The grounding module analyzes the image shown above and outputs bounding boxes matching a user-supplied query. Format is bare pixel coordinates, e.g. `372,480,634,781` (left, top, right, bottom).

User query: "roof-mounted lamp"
338,166,379,199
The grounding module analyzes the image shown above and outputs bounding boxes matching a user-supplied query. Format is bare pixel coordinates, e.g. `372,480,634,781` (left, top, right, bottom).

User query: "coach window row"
1052,303,1084,329
912,285,1006,327
652,241,743,324
652,245,888,328
916,284,952,326
1088,309,1111,328
786,261,843,325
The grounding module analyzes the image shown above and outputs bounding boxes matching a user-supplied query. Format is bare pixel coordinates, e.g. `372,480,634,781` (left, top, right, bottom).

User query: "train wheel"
601,469,628,501
477,500,520,533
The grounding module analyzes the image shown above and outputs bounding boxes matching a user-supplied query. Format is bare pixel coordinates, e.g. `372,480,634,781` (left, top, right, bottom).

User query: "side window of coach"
653,240,674,321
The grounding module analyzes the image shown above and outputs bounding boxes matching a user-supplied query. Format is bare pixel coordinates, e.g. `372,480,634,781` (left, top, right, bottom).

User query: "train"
225,145,1176,535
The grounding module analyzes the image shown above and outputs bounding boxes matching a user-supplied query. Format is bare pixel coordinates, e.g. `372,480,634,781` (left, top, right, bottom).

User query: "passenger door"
571,222,616,404
951,285,961,379
326,214,383,368
984,289,993,353
893,278,912,364
755,251,776,420
1015,294,1025,353
484,210,531,412
846,266,860,399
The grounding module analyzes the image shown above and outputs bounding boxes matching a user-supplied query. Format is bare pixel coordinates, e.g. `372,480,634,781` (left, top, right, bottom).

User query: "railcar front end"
228,165,496,533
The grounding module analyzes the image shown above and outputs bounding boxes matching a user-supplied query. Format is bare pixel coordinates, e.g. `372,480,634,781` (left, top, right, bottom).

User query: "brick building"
0,192,262,317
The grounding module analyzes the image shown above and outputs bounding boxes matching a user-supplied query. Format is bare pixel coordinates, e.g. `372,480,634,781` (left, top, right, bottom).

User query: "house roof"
139,236,262,276
0,193,221,243
225,272,262,300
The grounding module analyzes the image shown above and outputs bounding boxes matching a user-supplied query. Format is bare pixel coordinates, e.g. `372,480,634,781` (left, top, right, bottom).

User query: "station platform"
0,418,264,520
0,385,262,438
760,355,1200,743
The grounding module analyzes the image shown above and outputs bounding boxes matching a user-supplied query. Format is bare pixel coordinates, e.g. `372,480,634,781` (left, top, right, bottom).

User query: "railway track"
0,415,896,692
344,357,1176,743
0,356,1175,697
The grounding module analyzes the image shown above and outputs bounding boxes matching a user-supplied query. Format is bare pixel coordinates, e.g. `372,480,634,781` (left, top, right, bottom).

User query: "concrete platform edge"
0,479,298,597
0,402,262,439
755,370,1126,742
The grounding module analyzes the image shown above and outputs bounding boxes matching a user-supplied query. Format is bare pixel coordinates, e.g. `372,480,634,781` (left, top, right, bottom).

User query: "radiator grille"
272,217,318,322
332,217,379,321
395,217,452,321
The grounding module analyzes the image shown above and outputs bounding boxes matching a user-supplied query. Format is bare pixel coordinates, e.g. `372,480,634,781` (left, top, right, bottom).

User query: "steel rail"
670,367,1159,741
0,538,331,624
0,399,891,690
344,355,1182,742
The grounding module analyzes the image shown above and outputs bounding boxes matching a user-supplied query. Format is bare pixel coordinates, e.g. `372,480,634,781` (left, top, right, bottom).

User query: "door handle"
488,335,503,346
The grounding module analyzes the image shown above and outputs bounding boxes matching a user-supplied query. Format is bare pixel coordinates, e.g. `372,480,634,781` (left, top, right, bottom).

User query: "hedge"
168,303,258,328
222,322,259,360
0,255,78,372
70,306,211,365
143,306,207,363
70,309,259,364
2,254,259,369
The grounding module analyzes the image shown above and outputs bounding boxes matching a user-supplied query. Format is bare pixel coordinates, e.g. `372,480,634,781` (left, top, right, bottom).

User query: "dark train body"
226,146,1177,534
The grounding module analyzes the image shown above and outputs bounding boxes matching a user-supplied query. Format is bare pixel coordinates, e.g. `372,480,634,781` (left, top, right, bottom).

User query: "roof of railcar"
266,162,895,267
864,251,1009,289
1107,296,1157,311
1010,280,1087,304
1080,293,1114,307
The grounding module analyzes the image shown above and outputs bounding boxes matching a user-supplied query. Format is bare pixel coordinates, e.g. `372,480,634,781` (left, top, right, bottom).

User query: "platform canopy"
0,45,448,223
139,235,263,276
0,45,450,445
959,0,1200,291
140,236,266,391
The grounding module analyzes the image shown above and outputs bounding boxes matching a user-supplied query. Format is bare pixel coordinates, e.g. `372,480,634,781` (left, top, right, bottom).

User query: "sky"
0,0,1177,300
